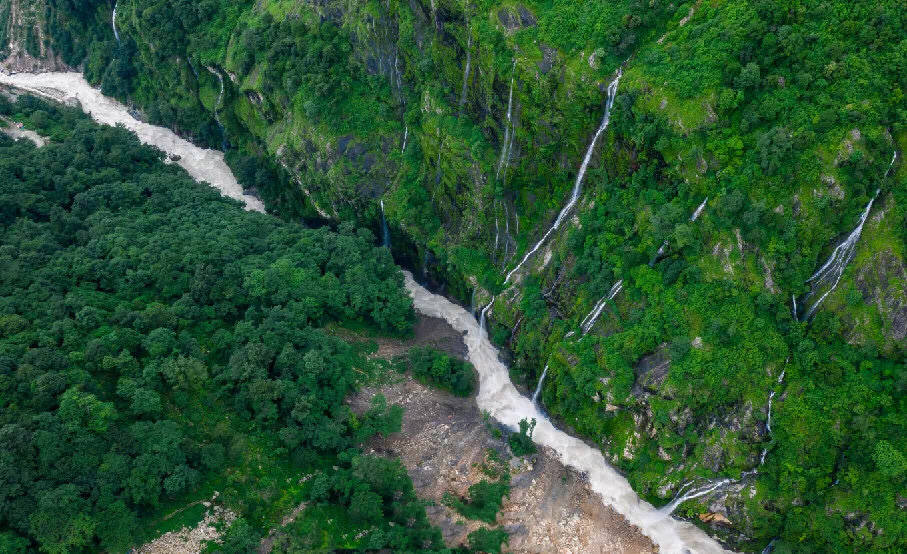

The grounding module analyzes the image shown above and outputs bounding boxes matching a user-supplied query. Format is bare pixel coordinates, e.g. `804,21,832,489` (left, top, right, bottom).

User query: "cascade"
503,69,622,285
13,71,731,554
886,150,898,177
112,2,120,42
459,3,472,110
401,125,408,154
503,203,511,261
660,478,735,516
206,66,228,151
579,280,624,336
654,197,708,262
532,365,548,404
496,60,517,181
379,200,391,248
791,294,797,320
801,190,880,321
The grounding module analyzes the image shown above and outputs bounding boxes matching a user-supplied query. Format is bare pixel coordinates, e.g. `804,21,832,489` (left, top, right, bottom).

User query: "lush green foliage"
508,418,537,457
30,0,907,550
444,480,510,524
0,96,440,551
399,346,476,397
466,526,509,554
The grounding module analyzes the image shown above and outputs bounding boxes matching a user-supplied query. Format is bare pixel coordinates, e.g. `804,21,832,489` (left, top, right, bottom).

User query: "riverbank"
2,71,730,553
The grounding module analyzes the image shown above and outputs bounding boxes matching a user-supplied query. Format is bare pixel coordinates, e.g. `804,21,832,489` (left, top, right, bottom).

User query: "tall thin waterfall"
401,126,408,154
886,150,898,177
206,66,227,151
496,60,517,181
494,200,501,253
791,294,798,320
655,197,708,260
112,2,120,42
379,200,391,248
580,280,624,336
503,69,622,285
801,189,880,321
16,71,729,553
459,5,472,110
532,364,549,404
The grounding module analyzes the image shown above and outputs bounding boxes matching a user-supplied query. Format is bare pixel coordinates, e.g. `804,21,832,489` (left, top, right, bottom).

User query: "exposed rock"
699,512,732,526
537,44,557,75
632,344,671,398
854,249,907,343
497,5,536,31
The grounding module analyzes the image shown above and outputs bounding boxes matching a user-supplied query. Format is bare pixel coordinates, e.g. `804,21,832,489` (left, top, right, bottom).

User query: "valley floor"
349,316,656,553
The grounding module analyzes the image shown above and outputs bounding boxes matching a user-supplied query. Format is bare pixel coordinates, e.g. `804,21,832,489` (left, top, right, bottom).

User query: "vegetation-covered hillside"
0,94,446,552
4,0,907,551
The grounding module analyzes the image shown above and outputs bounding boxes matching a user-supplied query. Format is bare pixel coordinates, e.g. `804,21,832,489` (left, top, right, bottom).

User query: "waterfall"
401,126,408,154
206,66,228,151
494,201,500,252
660,478,735,516
761,539,778,554
791,294,798,320
690,197,709,222
379,200,391,248
532,364,548,404
580,280,624,336
479,297,495,330
405,272,729,552
654,197,708,263
801,189,880,321
112,2,120,43
886,150,898,177
503,202,511,261
459,8,472,110
504,69,622,285
13,71,727,552
765,391,775,434
496,60,517,181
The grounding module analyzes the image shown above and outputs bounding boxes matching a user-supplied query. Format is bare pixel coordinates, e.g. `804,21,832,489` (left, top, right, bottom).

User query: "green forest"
0,94,447,552
2,0,906,551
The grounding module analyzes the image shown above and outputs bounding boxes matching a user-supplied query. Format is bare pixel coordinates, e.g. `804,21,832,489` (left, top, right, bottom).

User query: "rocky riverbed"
349,315,657,553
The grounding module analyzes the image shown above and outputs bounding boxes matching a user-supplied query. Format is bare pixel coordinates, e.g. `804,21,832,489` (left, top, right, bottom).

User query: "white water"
0,72,265,212
206,66,228,151
407,272,728,553
379,200,391,248
401,125,408,154
503,69,622,285
459,30,472,109
112,2,120,42
655,197,708,261
531,364,548,404
791,294,798,320
660,478,735,516
496,61,516,181
801,189,879,320
15,69,730,554
886,150,897,177
580,279,624,336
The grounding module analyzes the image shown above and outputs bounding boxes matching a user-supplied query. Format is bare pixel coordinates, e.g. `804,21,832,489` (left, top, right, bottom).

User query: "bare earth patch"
349,315,656,553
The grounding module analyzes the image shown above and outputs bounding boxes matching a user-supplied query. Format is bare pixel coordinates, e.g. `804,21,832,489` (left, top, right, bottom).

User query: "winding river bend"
0,70,729,554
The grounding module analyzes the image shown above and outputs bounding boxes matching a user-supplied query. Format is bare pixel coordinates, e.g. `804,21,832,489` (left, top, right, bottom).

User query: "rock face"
349,316,656,553
854,248,907,344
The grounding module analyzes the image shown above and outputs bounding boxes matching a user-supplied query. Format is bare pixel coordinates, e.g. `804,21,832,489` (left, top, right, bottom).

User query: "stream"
0,70,730,554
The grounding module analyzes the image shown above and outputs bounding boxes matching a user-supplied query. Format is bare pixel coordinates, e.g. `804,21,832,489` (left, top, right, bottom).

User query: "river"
0,70,729,553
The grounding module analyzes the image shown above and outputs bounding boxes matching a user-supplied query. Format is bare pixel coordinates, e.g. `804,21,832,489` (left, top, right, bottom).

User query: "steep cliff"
4,0,906,551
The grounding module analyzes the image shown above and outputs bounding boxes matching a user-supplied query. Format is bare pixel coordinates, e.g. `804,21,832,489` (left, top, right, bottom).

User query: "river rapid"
0,70,730,554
